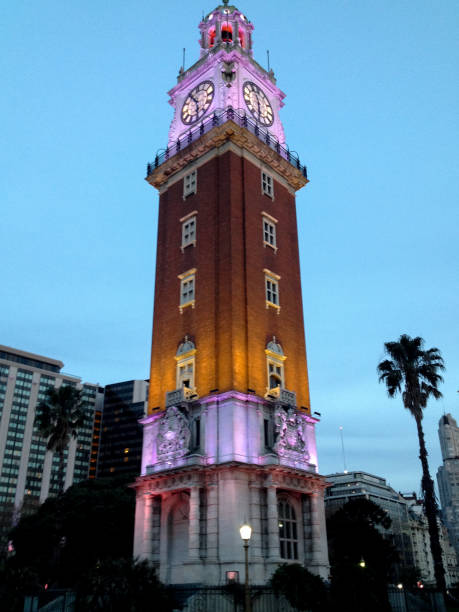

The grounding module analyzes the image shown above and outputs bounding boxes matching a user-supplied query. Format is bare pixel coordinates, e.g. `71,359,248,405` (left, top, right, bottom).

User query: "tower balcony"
165,386,198,407
146,107,307,183
264,386,297,407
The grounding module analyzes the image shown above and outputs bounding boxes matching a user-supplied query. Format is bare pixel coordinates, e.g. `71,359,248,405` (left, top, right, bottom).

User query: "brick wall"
148,148,310,412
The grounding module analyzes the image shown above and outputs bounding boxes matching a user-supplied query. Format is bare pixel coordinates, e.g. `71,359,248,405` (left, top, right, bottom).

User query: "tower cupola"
166,1,287,147
198,2,254,57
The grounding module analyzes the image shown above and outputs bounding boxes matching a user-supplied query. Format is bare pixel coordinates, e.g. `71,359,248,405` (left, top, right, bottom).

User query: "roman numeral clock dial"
181,80,215,125
243,81,274,127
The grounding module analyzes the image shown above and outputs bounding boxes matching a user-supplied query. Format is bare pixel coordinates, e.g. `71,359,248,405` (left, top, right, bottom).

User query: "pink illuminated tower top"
167,2,287,146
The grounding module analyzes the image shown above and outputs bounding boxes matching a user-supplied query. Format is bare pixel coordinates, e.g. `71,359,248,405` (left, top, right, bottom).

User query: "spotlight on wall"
209,388,219,393
313,411,321,416
247,388,256,393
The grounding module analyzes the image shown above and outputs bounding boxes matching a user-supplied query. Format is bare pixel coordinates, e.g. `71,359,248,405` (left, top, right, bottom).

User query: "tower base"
132,391,329,585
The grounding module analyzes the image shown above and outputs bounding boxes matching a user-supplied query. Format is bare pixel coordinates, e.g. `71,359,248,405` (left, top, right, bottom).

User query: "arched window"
221,23,233,42
278,498,298,560
238,28,245,48
208,27,216,48
175,336,197,399
268,363,282,389
265,337,286,398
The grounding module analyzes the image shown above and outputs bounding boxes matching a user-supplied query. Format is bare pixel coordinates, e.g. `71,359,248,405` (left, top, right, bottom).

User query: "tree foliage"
270,563,329,611
0,565,40,612
76,558,174,612
35,385,87,493
377,334,446,593
327,498,397,611
9,476,135,587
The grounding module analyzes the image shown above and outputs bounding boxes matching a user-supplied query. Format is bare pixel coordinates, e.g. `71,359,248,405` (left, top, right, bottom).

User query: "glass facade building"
97,380,148,479
0,345,103,552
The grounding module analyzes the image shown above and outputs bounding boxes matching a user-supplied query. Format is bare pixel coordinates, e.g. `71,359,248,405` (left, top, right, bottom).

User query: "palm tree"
377,334,446,593
35,385,86,495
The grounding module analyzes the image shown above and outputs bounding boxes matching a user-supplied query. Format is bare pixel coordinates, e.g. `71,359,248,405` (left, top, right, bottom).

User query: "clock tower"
133,2,329,588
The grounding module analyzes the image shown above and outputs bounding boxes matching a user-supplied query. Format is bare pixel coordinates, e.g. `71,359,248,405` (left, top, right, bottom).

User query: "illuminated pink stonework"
167,6,286,147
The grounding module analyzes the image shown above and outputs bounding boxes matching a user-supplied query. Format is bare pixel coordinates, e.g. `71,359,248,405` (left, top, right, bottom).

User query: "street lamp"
239,523,252,612
359,557,366,568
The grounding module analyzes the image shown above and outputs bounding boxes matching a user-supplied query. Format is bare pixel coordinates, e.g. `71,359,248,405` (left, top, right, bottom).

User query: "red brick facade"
147,130,311,413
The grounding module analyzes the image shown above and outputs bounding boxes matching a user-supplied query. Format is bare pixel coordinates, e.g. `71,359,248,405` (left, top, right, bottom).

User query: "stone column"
188,486,200,560
249,481,262,559
133,492,152,560
234,20,239,46
142,495,153,559
151,496,162,565
267,485,279,560
302,494,312,565
308,490,330,578
206,482,219,562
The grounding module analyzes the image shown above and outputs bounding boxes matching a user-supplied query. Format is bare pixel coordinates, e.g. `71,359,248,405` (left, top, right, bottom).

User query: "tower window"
181,212,197,250
221,23,233,42
208,27,216,48
175,337,197,399
184,170,197,198
261,171,274,198
263,416,275,450
192,417,201,450
265,337,286,397
264,269,280,311
262,212,278,251
278,499,299,560
178,269,196,312
266,279,278,305
268,361,283,390
177,360,194,390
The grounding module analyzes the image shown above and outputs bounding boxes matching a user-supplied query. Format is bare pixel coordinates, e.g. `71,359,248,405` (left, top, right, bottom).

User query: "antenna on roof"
182,48,186,71
267,49,270,71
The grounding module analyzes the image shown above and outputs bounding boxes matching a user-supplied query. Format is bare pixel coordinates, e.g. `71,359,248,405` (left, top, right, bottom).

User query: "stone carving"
274,407,310,462
157,406,191,460
221,61,236,87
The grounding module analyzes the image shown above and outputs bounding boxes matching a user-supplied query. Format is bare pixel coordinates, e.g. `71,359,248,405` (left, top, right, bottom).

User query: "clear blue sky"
2,1,458,493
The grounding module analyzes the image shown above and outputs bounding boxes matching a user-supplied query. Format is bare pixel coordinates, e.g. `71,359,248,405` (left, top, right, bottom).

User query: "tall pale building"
133,2,329,586
437,413,459,558
0,345,103,551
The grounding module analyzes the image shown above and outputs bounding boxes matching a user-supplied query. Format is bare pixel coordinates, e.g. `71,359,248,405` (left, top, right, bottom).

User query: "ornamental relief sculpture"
157,406,191,460
274,407,310,462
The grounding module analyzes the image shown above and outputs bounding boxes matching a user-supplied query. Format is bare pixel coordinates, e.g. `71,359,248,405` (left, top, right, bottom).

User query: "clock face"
181,80,215,125
243,81,274,127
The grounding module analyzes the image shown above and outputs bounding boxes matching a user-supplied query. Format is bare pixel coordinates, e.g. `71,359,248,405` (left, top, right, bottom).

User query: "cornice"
146,122,308,193
130,461,329,494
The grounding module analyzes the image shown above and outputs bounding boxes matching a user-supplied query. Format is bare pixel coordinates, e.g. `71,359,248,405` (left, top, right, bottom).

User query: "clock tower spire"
167,3,286,147
133,2,330,591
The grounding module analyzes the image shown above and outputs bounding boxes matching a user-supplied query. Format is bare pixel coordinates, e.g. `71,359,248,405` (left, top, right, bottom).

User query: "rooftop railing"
146,107,307,179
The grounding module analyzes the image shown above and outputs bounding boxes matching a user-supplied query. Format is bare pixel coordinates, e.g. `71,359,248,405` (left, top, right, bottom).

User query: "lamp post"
239,523,252,612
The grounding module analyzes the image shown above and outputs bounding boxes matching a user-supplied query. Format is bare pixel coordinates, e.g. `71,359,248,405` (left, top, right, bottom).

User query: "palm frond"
378,334,444,417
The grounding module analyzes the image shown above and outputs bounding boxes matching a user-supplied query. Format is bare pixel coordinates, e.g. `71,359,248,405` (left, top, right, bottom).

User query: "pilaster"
188,485,200,560
308,490,330,579
267,485,280,561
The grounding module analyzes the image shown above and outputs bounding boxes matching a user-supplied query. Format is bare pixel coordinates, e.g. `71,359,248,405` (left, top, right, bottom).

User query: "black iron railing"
146,107,307,179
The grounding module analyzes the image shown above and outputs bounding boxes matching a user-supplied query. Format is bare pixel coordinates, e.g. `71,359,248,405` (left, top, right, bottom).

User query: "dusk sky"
2,1,458,494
